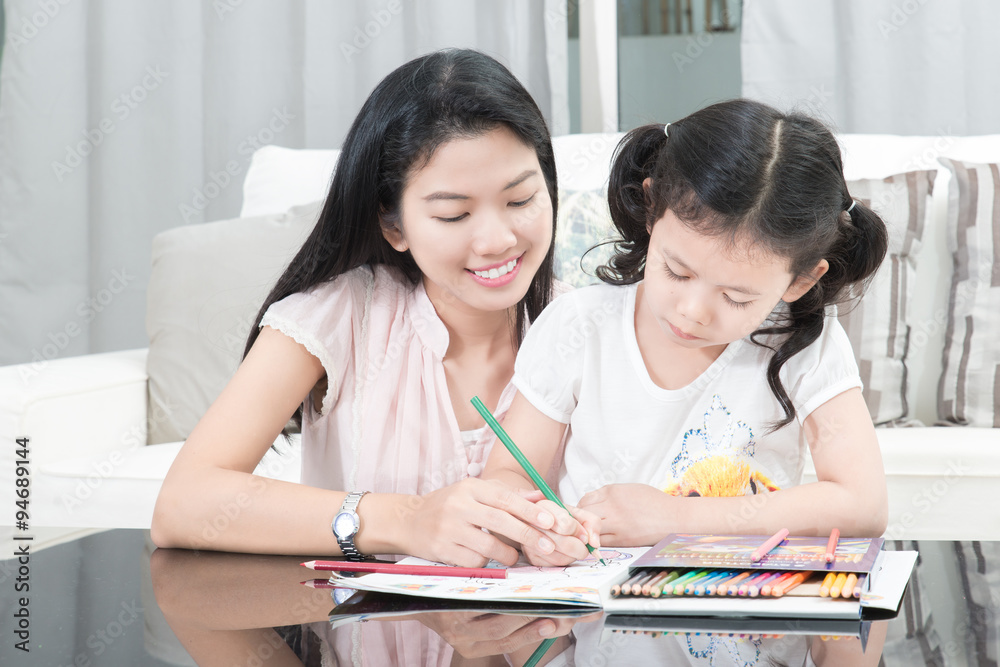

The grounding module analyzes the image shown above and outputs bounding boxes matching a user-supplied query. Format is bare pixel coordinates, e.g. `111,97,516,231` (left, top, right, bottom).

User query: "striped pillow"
938,159,1000,427
838,170,937,424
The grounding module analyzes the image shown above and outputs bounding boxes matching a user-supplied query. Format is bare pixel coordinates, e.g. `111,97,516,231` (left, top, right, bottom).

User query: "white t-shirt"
512,283,862,506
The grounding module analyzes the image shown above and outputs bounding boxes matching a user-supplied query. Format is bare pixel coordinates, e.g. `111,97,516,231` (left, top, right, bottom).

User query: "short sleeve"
783,317,863,423
513,291,587,423
260,267,374,415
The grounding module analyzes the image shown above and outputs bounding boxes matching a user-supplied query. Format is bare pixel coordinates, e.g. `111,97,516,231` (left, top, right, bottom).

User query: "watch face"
333,512,359,538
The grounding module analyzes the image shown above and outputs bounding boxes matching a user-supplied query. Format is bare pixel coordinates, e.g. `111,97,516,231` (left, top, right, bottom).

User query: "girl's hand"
518,490,602,567
577,483,673,547
394,478,563,567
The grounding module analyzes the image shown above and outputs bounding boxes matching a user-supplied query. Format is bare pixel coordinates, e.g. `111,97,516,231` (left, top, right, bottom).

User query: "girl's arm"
578,387,888,544
151,326,560,566
482,392,600,565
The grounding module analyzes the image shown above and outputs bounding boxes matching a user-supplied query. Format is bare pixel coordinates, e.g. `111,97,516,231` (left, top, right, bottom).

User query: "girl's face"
639,210,827,355
382,126,553,319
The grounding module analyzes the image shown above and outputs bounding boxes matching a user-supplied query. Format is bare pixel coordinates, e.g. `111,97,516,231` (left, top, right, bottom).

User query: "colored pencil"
852,574,867,598
819,572,837,597
471,396,606,565
301,579,337,589
761,572,795,596
716,571,751,596
747,571,783,597
770,571,810,597
824,528,840,563
682,570,714,595
613,570,647,596
642,571,673,596
829,572,848,598
622,570,656,595
841,573,858,599
300,560,507,579
674,570,711,595
697,570,735,595
525,638,557,667
684,570,726,595
751,528,790,562
650,570,682,597
667,569,705,596
738,571,773,597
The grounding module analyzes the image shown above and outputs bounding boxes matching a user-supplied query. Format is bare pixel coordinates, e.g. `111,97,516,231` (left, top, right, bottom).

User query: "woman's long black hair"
601,99,888,431
243,49,558,428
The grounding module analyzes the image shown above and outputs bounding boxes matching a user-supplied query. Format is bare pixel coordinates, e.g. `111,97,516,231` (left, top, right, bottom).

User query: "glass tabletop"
0,528,996,666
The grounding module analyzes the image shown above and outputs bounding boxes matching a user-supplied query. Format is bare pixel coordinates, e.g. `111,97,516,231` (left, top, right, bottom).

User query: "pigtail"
755,198,888,432
597,125,667,285
824,201,889,300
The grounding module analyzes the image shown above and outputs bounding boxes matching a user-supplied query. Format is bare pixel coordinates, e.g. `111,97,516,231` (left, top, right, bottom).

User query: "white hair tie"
846,199,857,213
664,123,670,138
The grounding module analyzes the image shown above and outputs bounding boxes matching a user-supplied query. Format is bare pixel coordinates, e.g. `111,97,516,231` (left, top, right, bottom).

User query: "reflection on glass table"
0,529,996,666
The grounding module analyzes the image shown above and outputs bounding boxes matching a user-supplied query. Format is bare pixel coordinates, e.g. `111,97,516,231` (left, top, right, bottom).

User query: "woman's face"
382,126,553,319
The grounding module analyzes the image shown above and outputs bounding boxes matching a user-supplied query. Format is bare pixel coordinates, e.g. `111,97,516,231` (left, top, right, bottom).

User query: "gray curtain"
0,0,568,365
741,0,1000,136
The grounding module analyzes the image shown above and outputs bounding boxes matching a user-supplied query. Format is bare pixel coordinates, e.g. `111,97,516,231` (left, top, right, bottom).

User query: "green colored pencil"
471,396,606,565
524,637,557,667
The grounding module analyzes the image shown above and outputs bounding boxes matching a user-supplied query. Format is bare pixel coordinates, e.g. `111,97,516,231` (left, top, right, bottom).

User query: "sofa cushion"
838,170,937,424
937,159,1000,427
145,204,317,444
241,145,339,218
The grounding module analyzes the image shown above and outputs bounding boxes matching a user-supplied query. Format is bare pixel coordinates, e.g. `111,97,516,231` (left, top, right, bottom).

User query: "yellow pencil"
829,572,848,598
819,572,837,597
841,573,858,599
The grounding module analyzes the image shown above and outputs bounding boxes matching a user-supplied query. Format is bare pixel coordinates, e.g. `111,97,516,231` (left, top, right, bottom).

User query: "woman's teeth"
472,258,517,279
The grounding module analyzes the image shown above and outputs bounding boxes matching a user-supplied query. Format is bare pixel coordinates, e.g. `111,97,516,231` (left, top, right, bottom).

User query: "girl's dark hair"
601,98,888,431
244,48,558,429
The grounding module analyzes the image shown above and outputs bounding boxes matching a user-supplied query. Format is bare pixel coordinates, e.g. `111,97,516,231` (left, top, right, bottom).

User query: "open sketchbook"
326,548,646,608
326,538,916,619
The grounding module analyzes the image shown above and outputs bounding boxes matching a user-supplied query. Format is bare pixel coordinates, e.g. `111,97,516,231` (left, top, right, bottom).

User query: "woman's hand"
390,478,568,567
577,483,673,547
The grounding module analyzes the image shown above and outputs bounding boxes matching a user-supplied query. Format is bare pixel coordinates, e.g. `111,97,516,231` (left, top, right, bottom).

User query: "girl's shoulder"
548,279,632,309
533,280,633,330
761,315,857,378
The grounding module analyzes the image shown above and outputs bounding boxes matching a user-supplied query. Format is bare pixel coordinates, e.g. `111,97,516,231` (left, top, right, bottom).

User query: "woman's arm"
578,387,888,544
152,326,560,565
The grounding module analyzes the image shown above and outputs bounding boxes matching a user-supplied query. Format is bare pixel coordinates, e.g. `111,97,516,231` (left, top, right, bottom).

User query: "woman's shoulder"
287,264,414,305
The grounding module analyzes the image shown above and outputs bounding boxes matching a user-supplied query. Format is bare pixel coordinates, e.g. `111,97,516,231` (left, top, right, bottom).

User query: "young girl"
484,99,890,563
152,49,594,569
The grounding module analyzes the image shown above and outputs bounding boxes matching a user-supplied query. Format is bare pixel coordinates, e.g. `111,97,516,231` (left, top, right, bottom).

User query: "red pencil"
301,560,508,579
824,528,840,563
751,528,790,563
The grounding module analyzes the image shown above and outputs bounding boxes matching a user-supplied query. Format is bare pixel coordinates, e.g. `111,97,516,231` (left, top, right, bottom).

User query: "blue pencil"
661,569,701,596
674,570,712,595
700,570,738,595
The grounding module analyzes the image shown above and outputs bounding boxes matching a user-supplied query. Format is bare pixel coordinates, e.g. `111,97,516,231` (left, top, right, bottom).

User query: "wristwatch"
332,491,369,561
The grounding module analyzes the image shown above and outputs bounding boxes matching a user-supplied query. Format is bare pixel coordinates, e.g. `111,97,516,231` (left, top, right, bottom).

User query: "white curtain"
741,0,1000,136
0,0,568,365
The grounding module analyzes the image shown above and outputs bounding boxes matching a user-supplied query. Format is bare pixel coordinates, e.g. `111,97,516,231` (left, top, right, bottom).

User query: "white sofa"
2,133,1000,542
